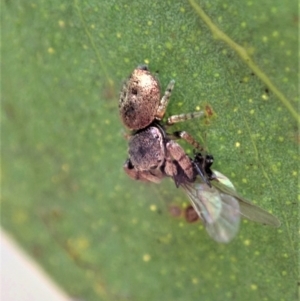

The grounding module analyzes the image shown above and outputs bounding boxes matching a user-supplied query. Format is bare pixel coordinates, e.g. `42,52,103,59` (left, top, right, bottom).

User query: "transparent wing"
180,170,280,243
212,171,281,227
205,193,240,243
181,181,240,243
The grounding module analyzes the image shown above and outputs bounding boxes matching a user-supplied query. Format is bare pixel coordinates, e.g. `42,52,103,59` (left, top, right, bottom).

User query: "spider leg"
165,140,195,183
167,110,205,125
123,159,164,183
172,130,205,152
170,132,212,186
155,80,175,120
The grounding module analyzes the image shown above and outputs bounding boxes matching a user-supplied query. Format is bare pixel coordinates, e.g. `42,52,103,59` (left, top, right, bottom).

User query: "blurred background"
2,1,298,300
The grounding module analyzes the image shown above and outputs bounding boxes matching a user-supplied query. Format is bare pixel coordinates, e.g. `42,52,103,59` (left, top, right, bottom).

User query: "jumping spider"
119,65,280,243
119,65,210,187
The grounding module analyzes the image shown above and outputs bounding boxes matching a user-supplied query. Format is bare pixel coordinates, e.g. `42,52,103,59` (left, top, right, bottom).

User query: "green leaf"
2,1,298,300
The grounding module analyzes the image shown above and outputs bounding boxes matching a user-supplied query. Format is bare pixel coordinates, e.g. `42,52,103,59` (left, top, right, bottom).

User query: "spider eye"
127,161,134,169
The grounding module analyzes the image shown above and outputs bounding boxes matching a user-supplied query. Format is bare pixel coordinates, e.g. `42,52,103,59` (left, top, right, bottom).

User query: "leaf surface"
2,1,298,300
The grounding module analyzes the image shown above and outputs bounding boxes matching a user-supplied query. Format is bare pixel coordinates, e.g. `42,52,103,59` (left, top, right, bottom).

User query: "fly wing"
183,182,222,224
205,193,240,243
182,182,241,243
212,171,281,227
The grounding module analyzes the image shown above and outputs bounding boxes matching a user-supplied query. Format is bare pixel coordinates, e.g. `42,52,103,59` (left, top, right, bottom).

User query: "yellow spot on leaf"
271,7,277,13
48,47,55,54
74,237,90,251
222,49,228,55
165,42,173,50
192,277,198,284
243,239,251,246
58,20,65,28
285,50,291,56
150,204,157,212
143,254,151,262
250,284,257,290
61,164,70,172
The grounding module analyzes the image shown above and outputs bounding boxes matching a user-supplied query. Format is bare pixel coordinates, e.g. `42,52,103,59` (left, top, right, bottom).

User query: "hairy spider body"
124,122,196,187
120,65,208,186
119,65,162,130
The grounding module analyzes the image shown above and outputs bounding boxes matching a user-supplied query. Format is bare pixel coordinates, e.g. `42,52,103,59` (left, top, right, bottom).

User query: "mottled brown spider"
119,65,209,186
